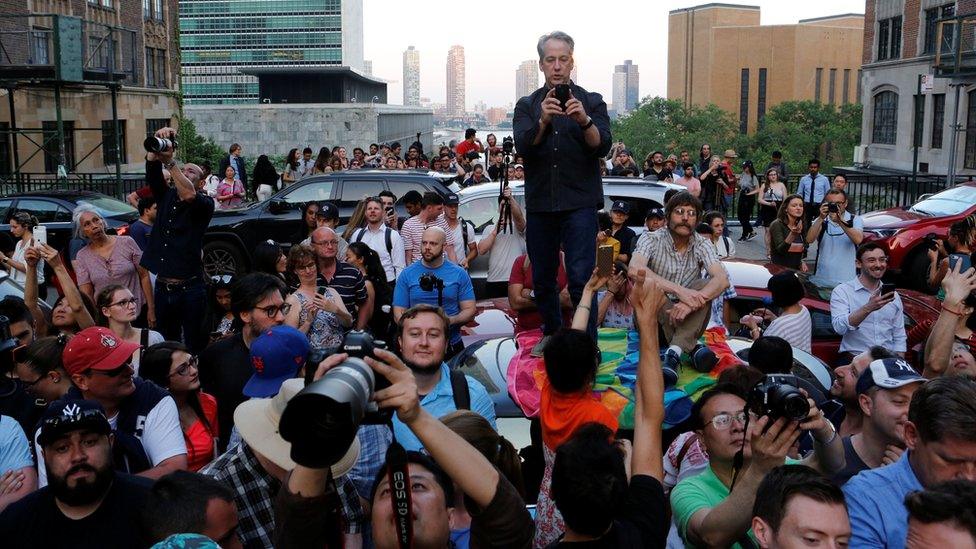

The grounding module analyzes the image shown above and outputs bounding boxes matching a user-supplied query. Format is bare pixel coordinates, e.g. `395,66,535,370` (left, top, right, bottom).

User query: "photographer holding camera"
514,31,612,350
922,260,976,379
140,126,215,353
805,189,863,286
670,379,843,548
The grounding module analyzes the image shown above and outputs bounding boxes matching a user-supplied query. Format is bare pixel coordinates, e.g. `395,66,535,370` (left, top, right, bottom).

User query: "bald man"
393,227,476,359
310,226,370,329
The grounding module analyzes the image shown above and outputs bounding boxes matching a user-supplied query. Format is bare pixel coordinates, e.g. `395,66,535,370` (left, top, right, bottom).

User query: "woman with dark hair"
328,156,343,172
13,335,71,404
215,165,245,209
95,284,164,374
345,241,390,338
759,168,788,254
251,240,287,283
698,143,712,175
251,154,279,201
740,271,812,352
737,160,760,241
0,211,42,289
703,211,735,258
140,341,218,472
206,274,236,339
281,148,300,187
283,244,352,351
769,194,808,271
312,146,332,174
24,243,95,337
294,201,321,242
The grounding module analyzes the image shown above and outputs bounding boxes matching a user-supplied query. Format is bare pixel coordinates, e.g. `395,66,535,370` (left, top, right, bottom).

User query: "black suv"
203,170,453,275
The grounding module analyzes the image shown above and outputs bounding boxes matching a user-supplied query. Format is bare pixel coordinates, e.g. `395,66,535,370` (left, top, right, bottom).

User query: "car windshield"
908,185,976,216
77,196,137,218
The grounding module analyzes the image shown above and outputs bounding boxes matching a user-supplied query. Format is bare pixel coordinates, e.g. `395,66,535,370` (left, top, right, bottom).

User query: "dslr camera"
419,272,444,293
827,203,839,214
279,330,390,465
502,135,515,155
144,134,178,154
746,374,811,423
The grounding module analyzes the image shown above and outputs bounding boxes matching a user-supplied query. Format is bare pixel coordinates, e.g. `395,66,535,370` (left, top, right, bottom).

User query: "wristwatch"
581,117,594,130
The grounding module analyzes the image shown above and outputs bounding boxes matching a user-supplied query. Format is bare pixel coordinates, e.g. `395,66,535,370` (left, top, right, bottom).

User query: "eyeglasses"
109,297,138,308
313,240,339,247
295,262,317,272
18,375,43,389
88,359,133,378
170,355,199,377
258,303,292,318
672,208,699,218
707,411,755,431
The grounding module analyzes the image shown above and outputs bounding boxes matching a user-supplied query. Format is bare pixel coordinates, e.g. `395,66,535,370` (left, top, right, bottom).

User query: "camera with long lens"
143,135,178,154
279,330,390,466
419,273,444,292
747,374,810,422
502,136,515,155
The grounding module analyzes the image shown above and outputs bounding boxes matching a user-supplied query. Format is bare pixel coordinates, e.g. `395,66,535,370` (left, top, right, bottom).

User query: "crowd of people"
0,29,974,549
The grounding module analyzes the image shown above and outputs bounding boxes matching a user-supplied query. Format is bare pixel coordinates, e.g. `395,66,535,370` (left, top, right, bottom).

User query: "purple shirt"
74,236,146,310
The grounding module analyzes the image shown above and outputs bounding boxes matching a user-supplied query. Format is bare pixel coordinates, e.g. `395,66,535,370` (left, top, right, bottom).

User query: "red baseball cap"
63,327,140,376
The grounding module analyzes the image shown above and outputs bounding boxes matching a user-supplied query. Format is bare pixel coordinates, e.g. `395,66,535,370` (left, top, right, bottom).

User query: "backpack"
353,226,394,256
449,369,471,411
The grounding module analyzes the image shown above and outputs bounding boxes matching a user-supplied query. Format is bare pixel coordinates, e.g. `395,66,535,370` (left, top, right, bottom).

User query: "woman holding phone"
0,212,44,292
283,244,352,351
769,194,809,272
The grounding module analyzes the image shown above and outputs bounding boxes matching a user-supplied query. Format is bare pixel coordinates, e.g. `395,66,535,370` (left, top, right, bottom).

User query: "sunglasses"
88,358,133,378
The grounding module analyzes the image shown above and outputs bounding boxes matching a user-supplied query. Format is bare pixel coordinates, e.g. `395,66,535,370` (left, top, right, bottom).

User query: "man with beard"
393,228,476,360
350,197,406,283
0,399,152,547
829,346,897,437
830,243,907,363
628,191,729,370
830,358,925,486
35,327,187,486
200,273,287,450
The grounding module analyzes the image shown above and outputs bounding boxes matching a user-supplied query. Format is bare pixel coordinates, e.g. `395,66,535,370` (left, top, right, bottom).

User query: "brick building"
0,0,180,175
856,0,976,176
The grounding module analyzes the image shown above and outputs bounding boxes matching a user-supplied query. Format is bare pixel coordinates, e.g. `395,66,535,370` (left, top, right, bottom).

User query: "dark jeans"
526,207,597,341
738,192,756,237
154,279,208,353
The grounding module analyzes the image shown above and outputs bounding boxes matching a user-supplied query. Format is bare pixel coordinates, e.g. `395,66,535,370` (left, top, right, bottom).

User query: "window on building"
757,68,768,130
143,0,151,19
30,29,50,65
0,122,10,176
924,4,955,54
913,94,925,147
739,68,749,134
891,16,902,59
146,118,170,138
101,120,127,165
965,90,976,169
155,49,167,87
815,68,823,103
872,91,898,145
828,69,837,105
932,93,946,149
843,69,851,104
877,17,902,61
857,70,863,104
153,0,163,20
42,121,75,173
145,48,156,87
878,19,890,61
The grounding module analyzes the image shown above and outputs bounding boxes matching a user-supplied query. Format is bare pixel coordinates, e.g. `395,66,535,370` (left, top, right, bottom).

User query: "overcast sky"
362,0,864,108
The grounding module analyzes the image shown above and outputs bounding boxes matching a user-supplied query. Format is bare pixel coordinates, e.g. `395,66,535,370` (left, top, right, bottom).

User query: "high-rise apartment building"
180,0,365,104
446,45,465,118
403,46,420,106
516,60,538,99
612,60,640,115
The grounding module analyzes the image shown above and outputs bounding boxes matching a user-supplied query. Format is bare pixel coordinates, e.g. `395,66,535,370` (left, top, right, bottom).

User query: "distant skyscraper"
612,60,639,114
403,46,420,106
363,60,373,75
446,45,466,118
516,60,538,99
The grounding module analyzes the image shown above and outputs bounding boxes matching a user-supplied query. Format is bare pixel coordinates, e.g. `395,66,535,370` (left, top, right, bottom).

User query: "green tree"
750,101,862,176
176,116,225,171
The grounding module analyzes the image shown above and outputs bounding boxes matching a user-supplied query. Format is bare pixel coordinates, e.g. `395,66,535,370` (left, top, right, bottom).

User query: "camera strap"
385,437,414,549
729,405,754,492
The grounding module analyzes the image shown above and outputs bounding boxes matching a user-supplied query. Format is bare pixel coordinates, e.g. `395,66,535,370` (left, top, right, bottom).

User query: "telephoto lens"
143,136,177,154
747,374,811,422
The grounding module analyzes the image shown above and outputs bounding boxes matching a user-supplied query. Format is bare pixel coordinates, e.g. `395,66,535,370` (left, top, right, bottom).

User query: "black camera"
419,272,444,292
747,374,810,423
143,136,178,154
279,331,390,466
827,203,839,214
502,136,515,155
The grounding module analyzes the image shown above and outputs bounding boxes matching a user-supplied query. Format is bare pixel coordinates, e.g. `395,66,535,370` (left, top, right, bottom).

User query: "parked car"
457,177,685,293
203,170,454,275
860,182,976,290
0,271,52,317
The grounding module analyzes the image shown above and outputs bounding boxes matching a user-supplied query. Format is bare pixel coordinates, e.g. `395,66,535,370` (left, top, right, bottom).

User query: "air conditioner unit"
853,145,868,167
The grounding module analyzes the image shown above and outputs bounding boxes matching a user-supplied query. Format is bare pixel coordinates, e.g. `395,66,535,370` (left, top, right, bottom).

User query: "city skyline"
613,60,640,115
515,60,538,102
362,0,863,109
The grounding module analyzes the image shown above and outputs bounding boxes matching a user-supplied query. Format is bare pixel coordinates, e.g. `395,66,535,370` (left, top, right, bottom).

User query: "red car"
860,182,976,290
723,260,939,366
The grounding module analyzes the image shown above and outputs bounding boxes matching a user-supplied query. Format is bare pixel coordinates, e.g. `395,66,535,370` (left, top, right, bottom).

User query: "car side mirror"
268,199,288,214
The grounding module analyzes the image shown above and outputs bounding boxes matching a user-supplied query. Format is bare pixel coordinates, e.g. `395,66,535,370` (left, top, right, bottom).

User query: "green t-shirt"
671,460,800,549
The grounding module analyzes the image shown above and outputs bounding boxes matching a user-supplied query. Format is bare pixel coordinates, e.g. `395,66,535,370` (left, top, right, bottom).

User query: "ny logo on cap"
62,403,81,418
892,359,914,374
100,333,118,349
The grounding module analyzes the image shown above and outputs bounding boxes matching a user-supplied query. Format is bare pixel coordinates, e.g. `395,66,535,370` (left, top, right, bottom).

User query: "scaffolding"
0,13,138,189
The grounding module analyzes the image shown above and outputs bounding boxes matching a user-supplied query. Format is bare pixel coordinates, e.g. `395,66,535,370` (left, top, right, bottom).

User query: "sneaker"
690,344,718,373
530,335,552,358
660,348,681,388
745,232,758,241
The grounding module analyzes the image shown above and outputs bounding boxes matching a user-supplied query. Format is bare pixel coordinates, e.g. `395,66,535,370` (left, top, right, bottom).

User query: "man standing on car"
141,126,214,353
514,30,611,353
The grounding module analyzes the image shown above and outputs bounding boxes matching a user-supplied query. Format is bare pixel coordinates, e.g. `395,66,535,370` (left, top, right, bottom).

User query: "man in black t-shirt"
0,399,152,548
609,200,636,263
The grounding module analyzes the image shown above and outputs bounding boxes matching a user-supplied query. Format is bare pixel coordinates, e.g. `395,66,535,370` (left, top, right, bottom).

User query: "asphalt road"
725,225,819,267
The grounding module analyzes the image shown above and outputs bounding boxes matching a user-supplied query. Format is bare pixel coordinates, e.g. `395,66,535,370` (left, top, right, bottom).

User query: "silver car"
457,176,685,292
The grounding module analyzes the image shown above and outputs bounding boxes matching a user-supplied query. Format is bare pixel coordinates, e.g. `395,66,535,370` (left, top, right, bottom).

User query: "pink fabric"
507,329,545,418
73,236,146,310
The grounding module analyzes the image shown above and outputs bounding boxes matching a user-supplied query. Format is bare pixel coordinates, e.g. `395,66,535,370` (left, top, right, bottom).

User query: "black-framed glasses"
258,303,292,318
18,375,43,389
170,355,199,377
109,297,138,308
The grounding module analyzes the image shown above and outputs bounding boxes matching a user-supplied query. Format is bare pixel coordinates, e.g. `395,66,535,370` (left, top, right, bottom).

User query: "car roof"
7,189,107,200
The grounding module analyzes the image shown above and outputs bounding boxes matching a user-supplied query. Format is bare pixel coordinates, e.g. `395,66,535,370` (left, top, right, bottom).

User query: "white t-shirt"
351,225,406,281
203,175,220,197
481,223,527,283
36,395,186,487
447,219,476,267
10,239,44,285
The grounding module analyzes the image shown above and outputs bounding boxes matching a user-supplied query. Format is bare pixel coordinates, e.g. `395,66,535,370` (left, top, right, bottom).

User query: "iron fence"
0,172,146,200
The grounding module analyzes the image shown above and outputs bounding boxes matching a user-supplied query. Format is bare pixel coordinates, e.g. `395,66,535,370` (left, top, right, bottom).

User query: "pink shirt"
74,236,145,310
675,176,701,197
216,179,245,209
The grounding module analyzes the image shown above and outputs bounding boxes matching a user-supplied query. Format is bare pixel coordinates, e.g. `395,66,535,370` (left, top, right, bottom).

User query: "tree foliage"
611,98,862,174
176,116,225,171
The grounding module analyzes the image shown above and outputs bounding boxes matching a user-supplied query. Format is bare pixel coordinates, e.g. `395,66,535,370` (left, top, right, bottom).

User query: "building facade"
403,45,420,106
179,0,364,105
856,0,976,176
667,3,864,134
516,59,538,100
0,0,181,175
612,59,640,115
446,45,465,119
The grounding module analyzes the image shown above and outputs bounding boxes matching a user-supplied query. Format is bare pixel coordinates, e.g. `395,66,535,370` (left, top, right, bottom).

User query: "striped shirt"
316,261,368,314
763,306,813,353
633,229,720,290
400,213,457,264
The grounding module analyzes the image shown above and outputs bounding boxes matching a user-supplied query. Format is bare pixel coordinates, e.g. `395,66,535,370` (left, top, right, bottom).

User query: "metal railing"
0,172,146,200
